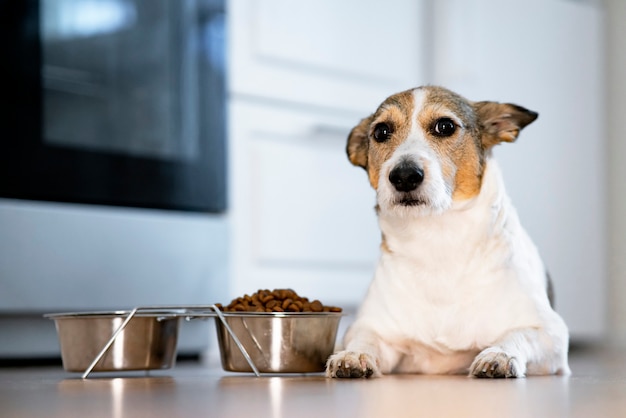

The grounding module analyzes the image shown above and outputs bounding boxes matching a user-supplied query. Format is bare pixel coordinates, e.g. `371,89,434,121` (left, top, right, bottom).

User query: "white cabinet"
228,0,427,112
431,0,606,339
228,100,379,304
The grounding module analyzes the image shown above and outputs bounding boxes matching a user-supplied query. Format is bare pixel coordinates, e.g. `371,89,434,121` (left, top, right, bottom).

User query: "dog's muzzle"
389,162,424,193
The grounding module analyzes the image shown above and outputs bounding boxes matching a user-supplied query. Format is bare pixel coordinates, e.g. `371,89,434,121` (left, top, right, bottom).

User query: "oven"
0,0,227,211
0,0,228,359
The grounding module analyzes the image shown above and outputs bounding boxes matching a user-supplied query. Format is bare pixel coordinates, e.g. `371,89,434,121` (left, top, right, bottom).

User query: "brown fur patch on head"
346,89,415,189
346,116,373,169
474,101,538,148
418,87,484,200
416,88,538,201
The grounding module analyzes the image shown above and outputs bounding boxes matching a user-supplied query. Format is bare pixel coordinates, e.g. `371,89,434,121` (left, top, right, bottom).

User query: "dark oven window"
0,0,227,212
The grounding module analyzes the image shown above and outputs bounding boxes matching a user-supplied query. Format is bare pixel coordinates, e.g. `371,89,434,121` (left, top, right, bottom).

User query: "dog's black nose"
389,163,424,192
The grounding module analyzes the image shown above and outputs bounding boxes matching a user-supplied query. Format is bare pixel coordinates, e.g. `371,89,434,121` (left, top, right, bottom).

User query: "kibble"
216,288,342,313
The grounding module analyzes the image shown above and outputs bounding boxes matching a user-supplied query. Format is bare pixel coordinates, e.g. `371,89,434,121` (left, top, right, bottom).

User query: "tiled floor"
1,345,625,418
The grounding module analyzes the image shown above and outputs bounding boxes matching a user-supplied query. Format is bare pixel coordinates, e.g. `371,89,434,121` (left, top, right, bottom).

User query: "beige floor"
1,346,625,418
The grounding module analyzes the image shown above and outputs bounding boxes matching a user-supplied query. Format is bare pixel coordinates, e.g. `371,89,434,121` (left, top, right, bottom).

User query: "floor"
1,346,626,418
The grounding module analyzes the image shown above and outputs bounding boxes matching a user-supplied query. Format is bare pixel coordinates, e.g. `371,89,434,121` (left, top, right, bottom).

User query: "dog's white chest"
371,247,538,343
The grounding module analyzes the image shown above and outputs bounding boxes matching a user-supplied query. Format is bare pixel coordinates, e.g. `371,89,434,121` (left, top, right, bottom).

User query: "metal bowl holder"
80,305,260,379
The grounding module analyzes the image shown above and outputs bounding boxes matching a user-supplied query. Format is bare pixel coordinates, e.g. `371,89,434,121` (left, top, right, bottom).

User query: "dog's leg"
469,326,570,378
325,328,389,378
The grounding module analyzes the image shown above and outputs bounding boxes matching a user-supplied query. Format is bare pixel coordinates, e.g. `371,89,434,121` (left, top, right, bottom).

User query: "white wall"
606,0,626,347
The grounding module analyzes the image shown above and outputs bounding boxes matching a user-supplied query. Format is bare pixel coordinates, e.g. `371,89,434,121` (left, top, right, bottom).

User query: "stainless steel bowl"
214,312,342,373
46,311,180,373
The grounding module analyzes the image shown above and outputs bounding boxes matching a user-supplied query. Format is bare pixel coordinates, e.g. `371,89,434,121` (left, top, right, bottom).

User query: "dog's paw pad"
325,351,379,379
470,350,522,378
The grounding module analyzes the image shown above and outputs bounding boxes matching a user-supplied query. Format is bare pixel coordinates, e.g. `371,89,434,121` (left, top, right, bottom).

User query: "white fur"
326,91,570,378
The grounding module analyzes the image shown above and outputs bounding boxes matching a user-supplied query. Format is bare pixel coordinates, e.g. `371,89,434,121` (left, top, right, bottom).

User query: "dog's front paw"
325,351,380,378
470,348,523,378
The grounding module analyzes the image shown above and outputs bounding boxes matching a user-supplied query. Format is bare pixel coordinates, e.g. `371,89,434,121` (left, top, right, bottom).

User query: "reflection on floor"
1,344,625,418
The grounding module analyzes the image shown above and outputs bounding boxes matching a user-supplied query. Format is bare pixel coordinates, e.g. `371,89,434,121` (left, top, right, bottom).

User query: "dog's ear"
474,101,538,148
346,115,373,169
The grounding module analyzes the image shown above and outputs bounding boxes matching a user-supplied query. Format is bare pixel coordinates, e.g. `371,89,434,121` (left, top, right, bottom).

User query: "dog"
325,86,570,378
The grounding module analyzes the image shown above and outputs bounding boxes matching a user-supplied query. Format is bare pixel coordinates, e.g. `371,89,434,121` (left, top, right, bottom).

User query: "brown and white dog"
326,86,570,378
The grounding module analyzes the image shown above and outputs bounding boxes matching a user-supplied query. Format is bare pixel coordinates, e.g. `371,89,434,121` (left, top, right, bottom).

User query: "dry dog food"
217,288,342,313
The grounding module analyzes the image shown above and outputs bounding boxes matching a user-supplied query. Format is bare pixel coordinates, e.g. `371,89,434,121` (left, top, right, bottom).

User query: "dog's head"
347,86,537,216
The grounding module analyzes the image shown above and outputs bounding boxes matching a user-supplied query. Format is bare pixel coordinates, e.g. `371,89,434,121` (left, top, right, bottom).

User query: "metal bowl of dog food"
214,311,342,373
46,311,180,373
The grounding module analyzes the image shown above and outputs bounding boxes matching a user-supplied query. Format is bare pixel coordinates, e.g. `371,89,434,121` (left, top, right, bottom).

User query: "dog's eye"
432,118,457,137
373,123,393,143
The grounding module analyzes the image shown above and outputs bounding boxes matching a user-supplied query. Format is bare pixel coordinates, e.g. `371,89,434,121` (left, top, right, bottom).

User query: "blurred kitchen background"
1,0,624,361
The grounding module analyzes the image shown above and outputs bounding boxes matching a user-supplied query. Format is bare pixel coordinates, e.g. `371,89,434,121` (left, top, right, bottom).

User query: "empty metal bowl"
214,311,342,373
46,311,180,373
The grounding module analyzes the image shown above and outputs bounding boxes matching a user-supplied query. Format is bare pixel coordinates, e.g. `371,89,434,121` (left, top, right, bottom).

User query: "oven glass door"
0,0,226,212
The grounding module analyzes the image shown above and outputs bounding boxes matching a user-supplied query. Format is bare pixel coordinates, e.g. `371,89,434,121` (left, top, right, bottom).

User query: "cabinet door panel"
229,0,426,112
254,0,411,81
229,101,379,304
253,137,377,267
